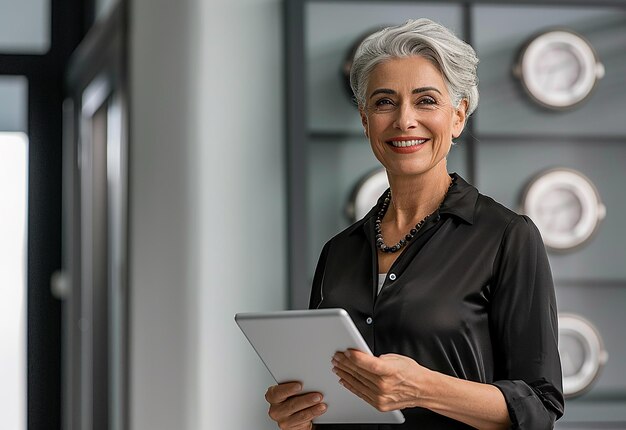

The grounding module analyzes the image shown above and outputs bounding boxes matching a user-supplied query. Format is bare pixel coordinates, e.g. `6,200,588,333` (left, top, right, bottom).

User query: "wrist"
413,366,441,409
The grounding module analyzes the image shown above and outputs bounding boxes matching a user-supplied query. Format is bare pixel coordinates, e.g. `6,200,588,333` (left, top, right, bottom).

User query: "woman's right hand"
265,382,327,429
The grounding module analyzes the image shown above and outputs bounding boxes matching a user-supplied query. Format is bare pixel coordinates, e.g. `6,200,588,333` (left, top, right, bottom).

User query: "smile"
387,139,427,147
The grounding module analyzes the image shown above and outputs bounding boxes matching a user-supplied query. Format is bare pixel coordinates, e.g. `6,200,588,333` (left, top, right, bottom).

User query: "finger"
332,352,380,383
345,349,389,376
265,382,303,404
271,392,324,423
332,359,378,389
277,401,328,428
333,367,378,393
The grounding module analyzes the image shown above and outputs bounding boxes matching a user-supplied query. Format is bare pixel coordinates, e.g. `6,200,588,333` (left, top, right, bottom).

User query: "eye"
417,96,437,106
372,98,396,112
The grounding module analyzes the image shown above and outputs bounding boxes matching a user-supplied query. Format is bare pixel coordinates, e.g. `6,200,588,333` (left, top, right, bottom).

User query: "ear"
359,106,369,139
452,99,468,139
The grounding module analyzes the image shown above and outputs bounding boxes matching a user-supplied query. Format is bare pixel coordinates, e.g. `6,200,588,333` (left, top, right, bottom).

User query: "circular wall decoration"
521,168,606,252
345,168,388,223
513,29,605,110
558,313,608,398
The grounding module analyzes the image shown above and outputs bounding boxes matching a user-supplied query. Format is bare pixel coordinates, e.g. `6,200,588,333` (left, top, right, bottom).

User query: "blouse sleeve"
489,215,564,429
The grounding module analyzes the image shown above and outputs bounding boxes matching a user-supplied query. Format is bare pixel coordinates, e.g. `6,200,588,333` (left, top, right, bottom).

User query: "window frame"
0,0,88,428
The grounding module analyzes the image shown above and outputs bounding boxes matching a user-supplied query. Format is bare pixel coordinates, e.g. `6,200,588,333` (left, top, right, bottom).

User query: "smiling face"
360,56,467,179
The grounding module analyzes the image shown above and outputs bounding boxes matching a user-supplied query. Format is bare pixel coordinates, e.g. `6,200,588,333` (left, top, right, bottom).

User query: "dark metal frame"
0,0,86,428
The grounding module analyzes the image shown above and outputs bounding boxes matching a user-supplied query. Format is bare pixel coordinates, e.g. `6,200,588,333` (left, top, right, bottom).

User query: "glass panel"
0,132,28,430
0,77,28,132
0,0,50,54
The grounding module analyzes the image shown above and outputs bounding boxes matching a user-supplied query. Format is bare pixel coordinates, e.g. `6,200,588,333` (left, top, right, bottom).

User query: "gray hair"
350,18,479,116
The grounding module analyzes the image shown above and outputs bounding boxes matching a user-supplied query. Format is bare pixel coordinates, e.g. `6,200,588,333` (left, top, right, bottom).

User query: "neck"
385,166,451,227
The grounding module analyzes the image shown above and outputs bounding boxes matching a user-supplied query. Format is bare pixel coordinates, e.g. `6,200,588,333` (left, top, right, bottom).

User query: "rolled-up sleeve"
489,215,564,429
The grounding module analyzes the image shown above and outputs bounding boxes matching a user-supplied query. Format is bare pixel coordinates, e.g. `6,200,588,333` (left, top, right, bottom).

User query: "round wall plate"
521,168,606,252
514,29,604,110
558,313,608,398
345,168,388,223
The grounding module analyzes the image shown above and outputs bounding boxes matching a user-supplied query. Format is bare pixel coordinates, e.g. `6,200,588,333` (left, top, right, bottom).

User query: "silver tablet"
235,308,405,424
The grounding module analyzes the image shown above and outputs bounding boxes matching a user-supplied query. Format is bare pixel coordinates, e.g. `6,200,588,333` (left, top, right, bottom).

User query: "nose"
393,102,418,131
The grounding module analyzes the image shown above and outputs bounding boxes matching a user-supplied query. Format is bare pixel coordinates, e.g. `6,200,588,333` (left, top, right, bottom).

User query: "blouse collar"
347,172,479,237
439,172,478,225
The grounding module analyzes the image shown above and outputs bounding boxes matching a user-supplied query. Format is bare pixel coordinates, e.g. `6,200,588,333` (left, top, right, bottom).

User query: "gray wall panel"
556,283,626,423
473,5,626,136
475,139,626,281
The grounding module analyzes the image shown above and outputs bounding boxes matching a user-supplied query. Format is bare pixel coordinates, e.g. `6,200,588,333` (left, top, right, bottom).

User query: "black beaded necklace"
375,177,455,253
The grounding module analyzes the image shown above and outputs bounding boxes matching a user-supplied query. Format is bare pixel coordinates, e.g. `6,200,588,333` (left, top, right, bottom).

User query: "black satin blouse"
309,173,564,430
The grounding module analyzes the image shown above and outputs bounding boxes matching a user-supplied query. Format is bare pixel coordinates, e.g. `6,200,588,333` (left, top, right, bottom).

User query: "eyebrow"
369,86,442,99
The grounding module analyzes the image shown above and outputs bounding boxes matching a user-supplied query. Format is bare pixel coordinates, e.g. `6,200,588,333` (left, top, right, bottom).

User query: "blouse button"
389,273,397,281
366,317,373,325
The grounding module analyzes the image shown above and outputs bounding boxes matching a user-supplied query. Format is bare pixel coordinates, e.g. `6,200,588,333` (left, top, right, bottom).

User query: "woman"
265,18,563,429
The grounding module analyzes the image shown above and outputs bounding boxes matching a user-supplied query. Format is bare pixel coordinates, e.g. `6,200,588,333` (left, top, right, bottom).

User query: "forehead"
367,56,447,94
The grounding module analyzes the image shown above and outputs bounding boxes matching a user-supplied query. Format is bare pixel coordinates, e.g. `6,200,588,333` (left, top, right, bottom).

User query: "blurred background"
0,0,624,429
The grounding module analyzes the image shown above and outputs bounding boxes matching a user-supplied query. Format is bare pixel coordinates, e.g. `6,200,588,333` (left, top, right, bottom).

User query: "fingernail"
332,367,338,374
345,350,351,358
312,395,321,402
294,383,302,392
317,403,327,412
331,358,338,366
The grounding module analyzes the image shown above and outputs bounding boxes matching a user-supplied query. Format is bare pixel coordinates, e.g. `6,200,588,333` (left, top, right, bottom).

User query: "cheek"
366,121,390,146
369,139,386,161
367,135,389,165
432,114,456,138
367,115,387,132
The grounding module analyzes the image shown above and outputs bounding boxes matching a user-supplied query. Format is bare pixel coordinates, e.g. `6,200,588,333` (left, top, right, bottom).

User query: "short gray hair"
350,18,479,116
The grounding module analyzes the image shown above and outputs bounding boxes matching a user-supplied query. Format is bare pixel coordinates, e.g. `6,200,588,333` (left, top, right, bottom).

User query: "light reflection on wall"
0,132,28,430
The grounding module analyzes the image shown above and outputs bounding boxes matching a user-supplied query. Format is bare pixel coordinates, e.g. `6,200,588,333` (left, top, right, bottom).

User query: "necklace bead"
375,177,454,253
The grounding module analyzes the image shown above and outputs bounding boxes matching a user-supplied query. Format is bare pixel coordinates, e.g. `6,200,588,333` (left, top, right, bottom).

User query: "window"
0,132,28,430
0,0,50,54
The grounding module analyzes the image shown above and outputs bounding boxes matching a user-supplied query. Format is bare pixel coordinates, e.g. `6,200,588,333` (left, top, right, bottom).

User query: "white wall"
130,0,286,429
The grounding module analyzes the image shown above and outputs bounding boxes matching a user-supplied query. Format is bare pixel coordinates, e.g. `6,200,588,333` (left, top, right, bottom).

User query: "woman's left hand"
331,350,430,412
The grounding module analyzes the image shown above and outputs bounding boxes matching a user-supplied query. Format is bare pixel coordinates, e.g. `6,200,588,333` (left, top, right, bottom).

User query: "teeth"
390,139,426,147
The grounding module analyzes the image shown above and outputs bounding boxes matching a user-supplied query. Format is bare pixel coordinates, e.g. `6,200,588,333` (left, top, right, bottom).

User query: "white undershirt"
377,273,387,295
